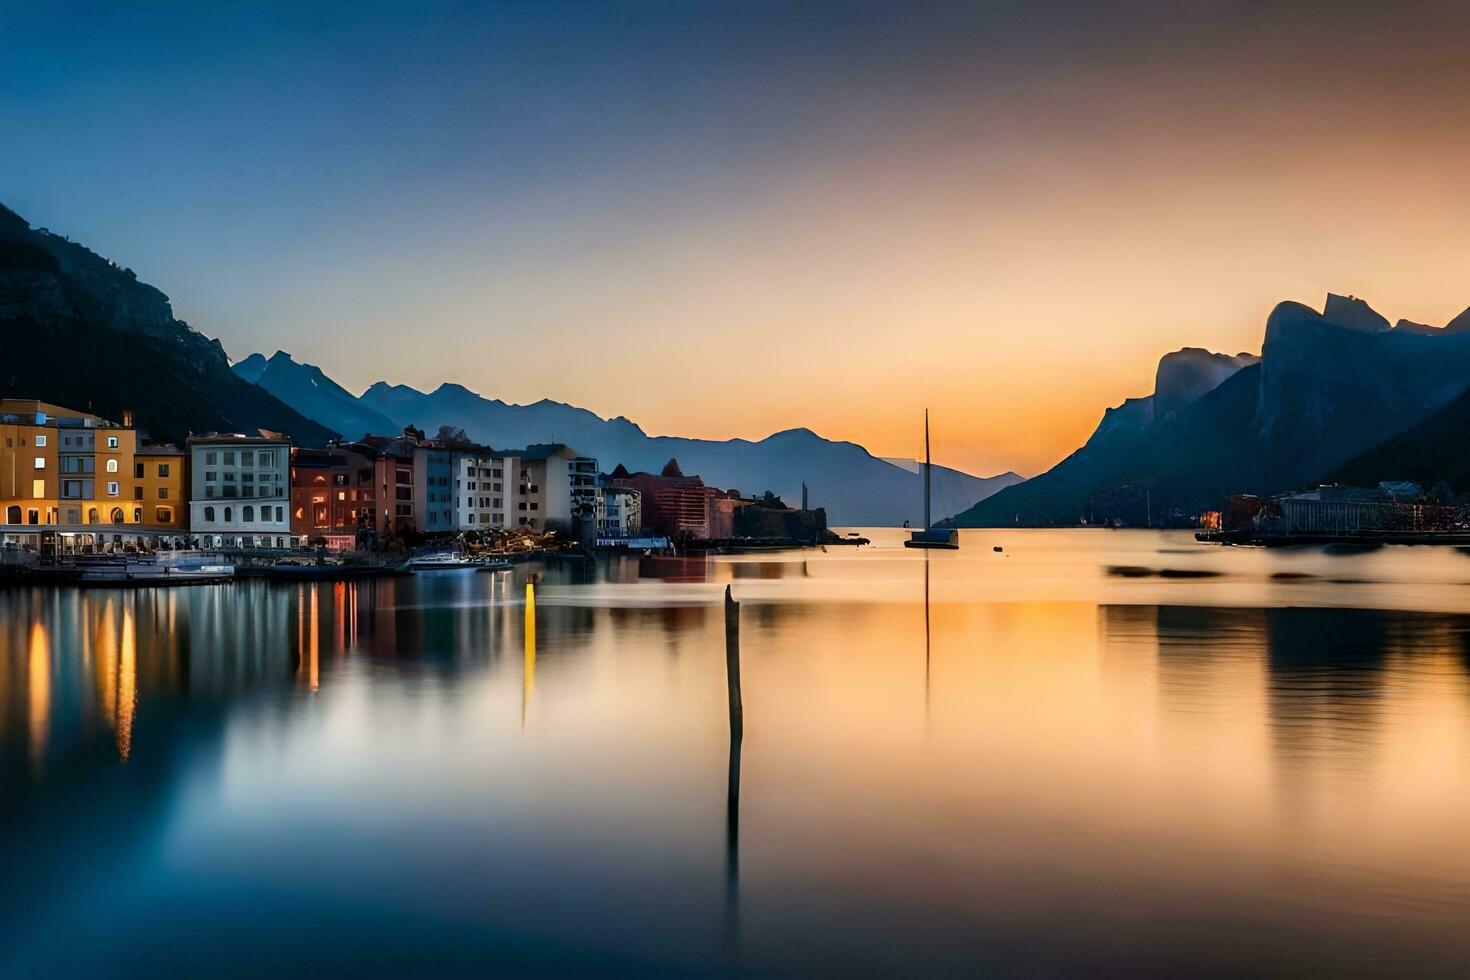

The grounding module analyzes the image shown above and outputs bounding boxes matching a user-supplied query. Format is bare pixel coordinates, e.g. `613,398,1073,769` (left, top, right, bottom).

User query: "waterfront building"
187,433,293,548
608,459,716,538
290,444,378,548
0,398,144,527
515,444,599,531
454,449,520,532
413,444,456,533
353,429,419,537
707,488,750,539
134,444,188,531
598,485,642,537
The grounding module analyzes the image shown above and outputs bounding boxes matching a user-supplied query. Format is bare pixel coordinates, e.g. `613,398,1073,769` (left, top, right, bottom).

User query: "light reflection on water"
2,530,1470,975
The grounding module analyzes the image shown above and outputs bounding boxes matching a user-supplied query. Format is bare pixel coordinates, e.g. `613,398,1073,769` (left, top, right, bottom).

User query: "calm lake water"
5,528,1470,976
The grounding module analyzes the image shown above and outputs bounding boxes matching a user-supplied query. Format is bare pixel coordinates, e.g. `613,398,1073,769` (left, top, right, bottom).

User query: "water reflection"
2,542,1470,975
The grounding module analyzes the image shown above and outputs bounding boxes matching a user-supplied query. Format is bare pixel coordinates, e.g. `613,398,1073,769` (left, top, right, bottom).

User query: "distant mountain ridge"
954,294,1470,526
0,202,333,446
234,351,399,442
234,355,1021,525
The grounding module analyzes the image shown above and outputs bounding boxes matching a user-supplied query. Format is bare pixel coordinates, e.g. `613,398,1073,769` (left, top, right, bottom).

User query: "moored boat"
905,410,961,550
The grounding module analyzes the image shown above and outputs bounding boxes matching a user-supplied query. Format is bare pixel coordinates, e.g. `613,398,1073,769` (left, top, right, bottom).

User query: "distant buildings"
598,485,642,537
1,396,781,552
607,459,751,539
517,444,599,531
187,433,292,548
413,444,455,533
454,448,519,531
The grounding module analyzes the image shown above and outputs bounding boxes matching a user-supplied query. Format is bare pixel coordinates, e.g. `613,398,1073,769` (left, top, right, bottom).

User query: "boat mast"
923,408,931,530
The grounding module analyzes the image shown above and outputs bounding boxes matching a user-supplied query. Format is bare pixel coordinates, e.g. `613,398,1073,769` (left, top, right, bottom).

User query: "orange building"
0,398,141,527
134,445,188,530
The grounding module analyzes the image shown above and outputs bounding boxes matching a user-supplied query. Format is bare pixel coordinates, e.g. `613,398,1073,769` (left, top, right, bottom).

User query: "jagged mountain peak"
1322,292,1391,332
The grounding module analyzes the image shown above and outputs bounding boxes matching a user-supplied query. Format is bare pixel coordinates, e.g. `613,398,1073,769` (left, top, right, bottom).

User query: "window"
159,488,168,500
158,463,170,477
224,507,233,522
156,507,173,523
106,459,118,473
32,479,44,499
27,509,38,525
110,507,124,524
275,506,284,522
107,436,118,448
260,451,276,467
135,462,145,478
205,452,217,465
223,451,235,465
132,507,142,523
33,457,44,469
134,486,143,500
35,435,46,447
106,481,119,497
204,506,216,522
243,505,255,523
241,451,254,466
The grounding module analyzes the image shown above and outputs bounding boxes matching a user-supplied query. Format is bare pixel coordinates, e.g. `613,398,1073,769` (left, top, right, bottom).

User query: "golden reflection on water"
4,538,1470,970
27,621,49,772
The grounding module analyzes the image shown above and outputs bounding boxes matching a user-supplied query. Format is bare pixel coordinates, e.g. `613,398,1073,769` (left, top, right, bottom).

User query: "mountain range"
0,203,332,447
236,352,1022,526
954,294,1470,526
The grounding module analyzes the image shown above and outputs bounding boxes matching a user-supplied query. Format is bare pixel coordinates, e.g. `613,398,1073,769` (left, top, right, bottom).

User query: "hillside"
955,294,1470,526
0,203,333,446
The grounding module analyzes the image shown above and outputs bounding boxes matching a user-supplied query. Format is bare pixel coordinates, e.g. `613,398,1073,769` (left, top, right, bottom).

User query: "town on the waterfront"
0,397,839,583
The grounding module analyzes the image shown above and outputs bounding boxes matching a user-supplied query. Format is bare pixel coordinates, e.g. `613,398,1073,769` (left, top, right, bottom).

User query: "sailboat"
904,409,960,550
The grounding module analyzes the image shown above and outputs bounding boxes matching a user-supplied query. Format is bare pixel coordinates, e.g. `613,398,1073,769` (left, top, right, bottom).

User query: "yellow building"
135,445,188,531
0,399,175,531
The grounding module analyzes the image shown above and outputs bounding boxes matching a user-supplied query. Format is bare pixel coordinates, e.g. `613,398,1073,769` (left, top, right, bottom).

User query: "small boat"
905,409,960,550
407,552,481,570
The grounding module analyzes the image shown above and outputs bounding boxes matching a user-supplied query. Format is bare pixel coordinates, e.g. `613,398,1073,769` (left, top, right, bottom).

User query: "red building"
608,459,748,539
290,445,378,548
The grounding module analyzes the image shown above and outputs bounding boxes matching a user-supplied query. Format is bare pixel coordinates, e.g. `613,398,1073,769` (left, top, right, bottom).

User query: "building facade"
598,485,642,537
187,434,293,548
608,459,715,538
0,399,158,528
413,445,456,533
290,444,377,548
134,445,188,531
454,450,520,532
516,444,599,531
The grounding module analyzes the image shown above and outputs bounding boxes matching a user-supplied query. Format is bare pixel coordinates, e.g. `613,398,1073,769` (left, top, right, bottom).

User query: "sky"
6,2,1470,476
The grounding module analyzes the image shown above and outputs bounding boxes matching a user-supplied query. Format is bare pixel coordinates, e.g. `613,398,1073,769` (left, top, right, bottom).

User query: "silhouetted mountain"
955,294,1470,526
1330,384,1470,490
232,351,398,442
0,203,333,446
355,381,1021,526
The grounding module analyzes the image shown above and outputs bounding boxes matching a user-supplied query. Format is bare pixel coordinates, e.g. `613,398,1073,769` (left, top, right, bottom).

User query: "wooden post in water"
723,584,743,947
724,585,743,741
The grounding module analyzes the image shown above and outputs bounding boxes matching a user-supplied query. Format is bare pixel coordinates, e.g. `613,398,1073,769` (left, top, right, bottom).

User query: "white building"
515,444,598,531
598,486,641,537
453,450,520,531
187,434,294,548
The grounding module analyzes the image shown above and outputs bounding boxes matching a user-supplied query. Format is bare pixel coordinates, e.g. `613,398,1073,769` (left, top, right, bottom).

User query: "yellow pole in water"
522,582,536,725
